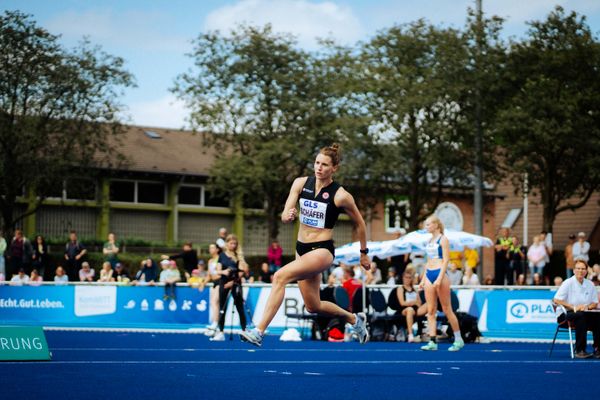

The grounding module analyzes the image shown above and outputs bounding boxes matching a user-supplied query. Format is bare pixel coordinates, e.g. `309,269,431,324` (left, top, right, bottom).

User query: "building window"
385,197,410,233
137,182,165,204
178,185,202,206
110,181,135,203
205,190,229,208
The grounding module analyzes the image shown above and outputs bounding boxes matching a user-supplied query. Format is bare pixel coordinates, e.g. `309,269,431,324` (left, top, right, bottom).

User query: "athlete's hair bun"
320,143,341,166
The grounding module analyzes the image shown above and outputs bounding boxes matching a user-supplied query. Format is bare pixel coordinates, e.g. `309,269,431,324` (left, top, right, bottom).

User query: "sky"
3,0,600,129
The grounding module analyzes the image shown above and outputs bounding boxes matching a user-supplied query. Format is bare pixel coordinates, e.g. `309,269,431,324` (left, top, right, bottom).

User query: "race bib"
299,199,328,229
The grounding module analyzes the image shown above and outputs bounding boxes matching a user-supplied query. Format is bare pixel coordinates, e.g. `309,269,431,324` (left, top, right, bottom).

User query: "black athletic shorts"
296,240,335,258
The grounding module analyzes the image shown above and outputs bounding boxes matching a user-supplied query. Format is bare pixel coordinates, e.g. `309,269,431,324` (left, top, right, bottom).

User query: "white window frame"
384,197,410,234
178,184,204,207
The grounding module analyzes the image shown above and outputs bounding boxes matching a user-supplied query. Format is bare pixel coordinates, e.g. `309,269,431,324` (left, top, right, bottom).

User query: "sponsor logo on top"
506,299,555,323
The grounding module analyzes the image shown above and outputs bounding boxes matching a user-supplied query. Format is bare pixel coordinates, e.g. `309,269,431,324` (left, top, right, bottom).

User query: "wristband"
360,248,369,255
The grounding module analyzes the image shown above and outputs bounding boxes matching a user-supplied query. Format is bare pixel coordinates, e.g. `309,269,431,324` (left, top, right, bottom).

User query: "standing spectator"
449,250,463,271
564,234,576,278
540,231,553,284
10,268,29,285
54,266,69,284
267,240,283,272
447,262,463,286
216,227,228,250
64,231,86,281
553,260,600,359
113,263,130,284
527,235,547,283
507,236,526,285
163,242,198,280
133,259,158,285
8,229,33,277
78,261,95,282
462,266,480,286
494,227,513,285
205,243,221,336
572,232,591,263
98,261,114,282
0,232,6,280
342,267,363,310
258,262,273,283
102,232,120,268
29,269,43,286
464,247,479,271
31,235,49,279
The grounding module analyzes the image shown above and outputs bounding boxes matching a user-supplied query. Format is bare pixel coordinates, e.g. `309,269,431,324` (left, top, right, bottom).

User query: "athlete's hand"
284,208,297,223
360,254,370,270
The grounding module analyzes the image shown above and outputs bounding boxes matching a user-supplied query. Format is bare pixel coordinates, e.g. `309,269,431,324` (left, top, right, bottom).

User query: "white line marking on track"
0,360,586,365
49,347,557,353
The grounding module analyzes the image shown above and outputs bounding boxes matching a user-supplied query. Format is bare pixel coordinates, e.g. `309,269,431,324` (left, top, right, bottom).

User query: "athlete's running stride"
240,144,371,347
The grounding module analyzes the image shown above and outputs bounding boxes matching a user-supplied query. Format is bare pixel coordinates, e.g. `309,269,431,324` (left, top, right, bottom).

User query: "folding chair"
549,304,574,359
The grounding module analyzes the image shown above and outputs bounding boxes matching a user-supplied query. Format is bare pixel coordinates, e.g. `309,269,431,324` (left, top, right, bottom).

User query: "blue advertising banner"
0,285,209,329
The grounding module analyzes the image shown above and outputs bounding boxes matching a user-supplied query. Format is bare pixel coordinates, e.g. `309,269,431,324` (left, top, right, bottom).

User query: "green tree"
0,11,134,236
496,6,600,233
173,25,347,240
356,21,475,229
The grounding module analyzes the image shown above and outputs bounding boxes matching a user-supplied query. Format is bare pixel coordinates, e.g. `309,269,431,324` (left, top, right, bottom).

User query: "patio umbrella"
397,228,494,252
334,239,412,265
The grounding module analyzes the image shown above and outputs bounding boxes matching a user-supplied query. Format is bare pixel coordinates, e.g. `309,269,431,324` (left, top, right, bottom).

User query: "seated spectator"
553,260,600,359
10,268,29,285
532,273,544,286
397,266,427,343
462,266,480,285
188,262,208,290
28,269,43,286
257,262,273,283
239,261,254,283
386,267,398,285
553,276,563,287
365,261,382,285
133,259,158,285
515,273,526,286
447,262,463,286
160,259,181,300
54,266,69,284
113,263,130,284
342,266,362,310
483,274,494,285
98,261,114,282
267,239,283,272
79,261,95,282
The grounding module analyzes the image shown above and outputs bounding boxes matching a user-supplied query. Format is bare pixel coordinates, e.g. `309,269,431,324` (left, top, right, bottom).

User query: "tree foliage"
173,25,349,240
496,6,600,232
0,10,134,235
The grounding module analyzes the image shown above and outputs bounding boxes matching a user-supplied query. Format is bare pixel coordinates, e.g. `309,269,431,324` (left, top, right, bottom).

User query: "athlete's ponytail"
320,143,341,166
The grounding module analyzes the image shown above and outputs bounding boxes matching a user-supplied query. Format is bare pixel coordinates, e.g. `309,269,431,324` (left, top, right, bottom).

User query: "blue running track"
1,330,599,400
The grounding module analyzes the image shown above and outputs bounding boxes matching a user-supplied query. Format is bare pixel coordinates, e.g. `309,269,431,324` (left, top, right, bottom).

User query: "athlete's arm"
336,188,370,269
281,177,306,224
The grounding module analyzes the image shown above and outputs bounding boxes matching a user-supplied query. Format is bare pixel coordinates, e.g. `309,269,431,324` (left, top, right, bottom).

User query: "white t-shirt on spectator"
10,274,29,285
462,274,480,286
553,276,597,317
572,241,591,262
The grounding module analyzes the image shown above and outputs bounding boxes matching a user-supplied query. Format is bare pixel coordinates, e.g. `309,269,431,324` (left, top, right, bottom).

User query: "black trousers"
558,311,600,352
494,259,508,285
218,283,247,332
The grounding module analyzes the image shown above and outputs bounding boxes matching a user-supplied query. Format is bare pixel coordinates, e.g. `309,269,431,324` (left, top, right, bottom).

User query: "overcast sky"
3,0,600,129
